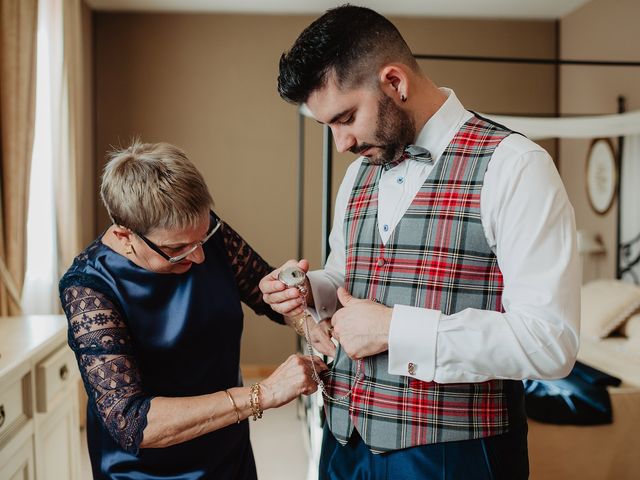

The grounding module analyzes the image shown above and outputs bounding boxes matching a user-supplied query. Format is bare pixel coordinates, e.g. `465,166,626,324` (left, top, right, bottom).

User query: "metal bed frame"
295,53,640,282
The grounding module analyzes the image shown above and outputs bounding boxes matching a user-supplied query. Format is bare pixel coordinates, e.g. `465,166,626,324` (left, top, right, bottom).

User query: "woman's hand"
260,259,314,317
286,315,336,357
260,353,327,410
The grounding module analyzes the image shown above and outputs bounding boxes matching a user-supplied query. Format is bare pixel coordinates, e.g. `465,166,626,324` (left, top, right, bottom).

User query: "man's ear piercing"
400,94,407,102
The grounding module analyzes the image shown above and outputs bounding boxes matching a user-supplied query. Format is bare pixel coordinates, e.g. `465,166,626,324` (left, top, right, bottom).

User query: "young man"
260,5,579,479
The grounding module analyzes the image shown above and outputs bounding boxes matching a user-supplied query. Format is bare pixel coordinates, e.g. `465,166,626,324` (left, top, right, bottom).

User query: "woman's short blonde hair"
100,140,213,235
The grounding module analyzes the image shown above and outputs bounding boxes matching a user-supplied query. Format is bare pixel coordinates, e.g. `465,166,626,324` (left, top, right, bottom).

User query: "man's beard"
350,93,416,165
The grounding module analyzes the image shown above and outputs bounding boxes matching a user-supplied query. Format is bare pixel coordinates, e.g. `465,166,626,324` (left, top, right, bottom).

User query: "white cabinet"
0,435,35,480
34,342,80,480
36,395,79,480
0,315,81,480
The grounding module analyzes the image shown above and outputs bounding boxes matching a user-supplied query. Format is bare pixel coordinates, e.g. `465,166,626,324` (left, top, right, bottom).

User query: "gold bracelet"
224,389,240,424
249,383,263,421
292,314,307,336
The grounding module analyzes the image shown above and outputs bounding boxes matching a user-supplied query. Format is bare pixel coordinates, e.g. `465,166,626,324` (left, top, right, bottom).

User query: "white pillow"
620,312,640,339
581,279,640,339
621,313,640,358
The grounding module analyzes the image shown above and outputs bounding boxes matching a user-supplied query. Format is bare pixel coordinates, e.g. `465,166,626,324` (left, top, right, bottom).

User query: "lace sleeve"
62,285,152,454
220,222,284,324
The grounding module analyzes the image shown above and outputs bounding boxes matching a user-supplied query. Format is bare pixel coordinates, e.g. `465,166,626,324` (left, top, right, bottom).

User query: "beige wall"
560,0,640,282
94,12,556,364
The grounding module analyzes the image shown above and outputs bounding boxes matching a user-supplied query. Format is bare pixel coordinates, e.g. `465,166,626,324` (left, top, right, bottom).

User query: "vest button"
377,258,385,267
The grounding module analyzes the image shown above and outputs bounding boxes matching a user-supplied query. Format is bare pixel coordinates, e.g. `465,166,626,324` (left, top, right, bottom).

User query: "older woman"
59,141,325,479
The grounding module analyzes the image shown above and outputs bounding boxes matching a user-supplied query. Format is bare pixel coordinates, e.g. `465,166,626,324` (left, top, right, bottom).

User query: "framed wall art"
585,138,617,215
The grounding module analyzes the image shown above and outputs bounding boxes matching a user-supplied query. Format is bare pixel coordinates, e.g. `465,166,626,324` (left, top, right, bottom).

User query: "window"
22,0,60,314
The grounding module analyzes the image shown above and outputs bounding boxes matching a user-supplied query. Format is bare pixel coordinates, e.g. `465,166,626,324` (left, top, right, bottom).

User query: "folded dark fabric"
571,361,622,387
523,361,621,425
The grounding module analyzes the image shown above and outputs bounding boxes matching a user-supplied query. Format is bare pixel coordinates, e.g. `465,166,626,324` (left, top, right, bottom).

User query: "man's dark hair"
278,5,418,104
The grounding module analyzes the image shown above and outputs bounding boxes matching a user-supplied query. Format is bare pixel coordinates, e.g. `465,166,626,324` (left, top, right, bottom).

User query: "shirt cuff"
306,271,338,323
388,305,440,381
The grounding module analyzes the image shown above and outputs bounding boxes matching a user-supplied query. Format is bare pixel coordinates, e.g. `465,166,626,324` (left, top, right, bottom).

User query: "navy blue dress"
59,216,283,479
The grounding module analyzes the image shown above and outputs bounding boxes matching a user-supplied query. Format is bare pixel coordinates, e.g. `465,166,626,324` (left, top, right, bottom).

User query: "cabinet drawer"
0,375,28,444
36,345,78,413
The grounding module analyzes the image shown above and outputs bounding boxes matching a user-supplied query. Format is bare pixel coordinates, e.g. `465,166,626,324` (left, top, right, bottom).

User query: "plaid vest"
323,114,523,453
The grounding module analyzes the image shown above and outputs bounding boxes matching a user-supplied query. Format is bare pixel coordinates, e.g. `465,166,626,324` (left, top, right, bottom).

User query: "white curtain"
22,0,62,314
619,134,640,284
56,0,94,278
485,110,640,140
22,0,90,314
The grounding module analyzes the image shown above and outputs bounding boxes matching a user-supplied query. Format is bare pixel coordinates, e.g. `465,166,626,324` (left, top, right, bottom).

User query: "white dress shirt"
307,88,580,384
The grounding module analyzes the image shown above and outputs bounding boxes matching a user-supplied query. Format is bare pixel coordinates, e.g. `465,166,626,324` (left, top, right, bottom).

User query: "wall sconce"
577,230,606,255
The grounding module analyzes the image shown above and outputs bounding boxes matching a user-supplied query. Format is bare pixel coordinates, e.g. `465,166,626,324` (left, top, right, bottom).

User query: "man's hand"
286,316,336,357
330,287,392,360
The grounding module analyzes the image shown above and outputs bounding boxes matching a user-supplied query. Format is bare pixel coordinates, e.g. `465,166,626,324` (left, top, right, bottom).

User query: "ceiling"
85,0,592,20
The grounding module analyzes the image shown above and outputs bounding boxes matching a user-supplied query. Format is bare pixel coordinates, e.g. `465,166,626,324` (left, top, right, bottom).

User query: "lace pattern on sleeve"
220,222,284,324
62,285,152,454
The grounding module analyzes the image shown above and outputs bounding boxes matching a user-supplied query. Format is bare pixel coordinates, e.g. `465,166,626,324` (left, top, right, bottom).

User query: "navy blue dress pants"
318,423,529,480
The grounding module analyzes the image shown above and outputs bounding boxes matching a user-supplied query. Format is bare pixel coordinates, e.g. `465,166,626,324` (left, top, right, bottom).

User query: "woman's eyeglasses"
136,213,221,264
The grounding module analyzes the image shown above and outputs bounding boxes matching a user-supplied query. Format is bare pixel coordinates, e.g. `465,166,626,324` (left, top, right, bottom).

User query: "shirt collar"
412,88,472,164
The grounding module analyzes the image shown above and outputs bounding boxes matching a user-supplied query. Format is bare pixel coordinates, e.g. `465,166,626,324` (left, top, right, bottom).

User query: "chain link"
298,286,363,402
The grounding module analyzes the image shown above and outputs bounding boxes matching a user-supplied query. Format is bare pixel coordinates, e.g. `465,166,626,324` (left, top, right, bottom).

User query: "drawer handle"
59,364,69,381
0,405,5,428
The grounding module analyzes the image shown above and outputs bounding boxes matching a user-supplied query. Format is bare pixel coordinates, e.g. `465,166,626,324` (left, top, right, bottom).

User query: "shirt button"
377,258,386,267
408,362,417,375
397,176,404,184
383,224,389,232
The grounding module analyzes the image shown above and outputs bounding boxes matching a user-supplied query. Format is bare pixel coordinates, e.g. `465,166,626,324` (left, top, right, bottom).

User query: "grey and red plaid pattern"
323,114,517,453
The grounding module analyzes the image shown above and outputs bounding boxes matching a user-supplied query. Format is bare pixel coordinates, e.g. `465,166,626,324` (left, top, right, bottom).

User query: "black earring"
400,94,407,102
